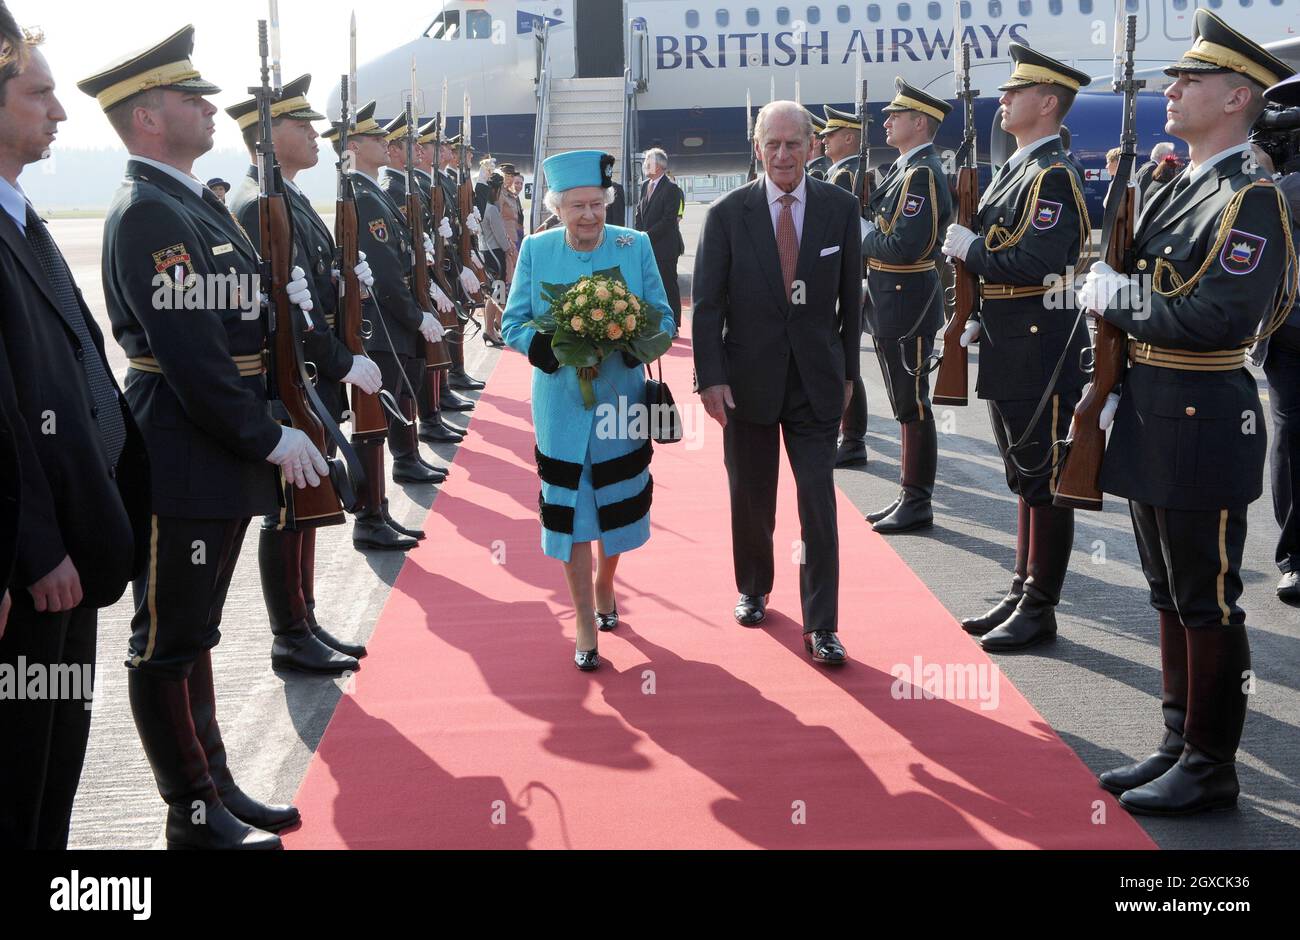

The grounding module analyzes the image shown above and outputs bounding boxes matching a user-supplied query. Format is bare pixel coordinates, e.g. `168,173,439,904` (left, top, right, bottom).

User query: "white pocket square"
819,246,841,257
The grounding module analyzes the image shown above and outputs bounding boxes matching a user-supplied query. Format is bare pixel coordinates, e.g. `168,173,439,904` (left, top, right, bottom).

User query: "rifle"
856,79,872,214
253,17,357,525
457,93,490,301
933,40,979,406
334,74,388,441
1053,13,1142,511
403,89,453,372
745,89,757,182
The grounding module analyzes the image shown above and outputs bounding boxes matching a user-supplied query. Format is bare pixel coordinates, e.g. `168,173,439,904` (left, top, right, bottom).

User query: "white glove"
438,217,453,239
429,281,454,314
459,267,482,296
942,224,979,262
286,265,314,330
423,232,435,255
860,218,877,241
342,355,382,395
420,311,447,343
266,426,329,489
471,250,484,268
1081,382,1122,430
959,320,981,347
354,251,374,289
465,212,481,234
1079,261,1134,316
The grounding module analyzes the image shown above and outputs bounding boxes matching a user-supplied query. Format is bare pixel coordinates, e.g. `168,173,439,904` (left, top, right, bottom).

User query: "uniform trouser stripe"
1217,509,1231,626
136,515,161,666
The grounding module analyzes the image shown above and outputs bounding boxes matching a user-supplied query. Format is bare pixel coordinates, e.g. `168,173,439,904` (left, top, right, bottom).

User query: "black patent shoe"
734,593,768,627
1099,739,1184,795
440,389,475,411
574,647,601,671
312,623,368,660
866,494,902,524
596,607,619,632
353,517,419,551
834,439,868,468
419,421,465,444
804,630,847,665
872,497,933,534
393,457,445,485
271,628,359,676
449,369,486,391
1119,748,1239,816
219,787,301,833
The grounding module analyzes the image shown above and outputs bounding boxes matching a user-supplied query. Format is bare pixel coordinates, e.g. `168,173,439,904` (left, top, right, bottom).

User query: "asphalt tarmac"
53,207,1299,850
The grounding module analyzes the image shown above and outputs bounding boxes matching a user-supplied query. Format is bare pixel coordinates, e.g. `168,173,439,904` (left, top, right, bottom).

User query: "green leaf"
551,330,601,368
625,330,673,363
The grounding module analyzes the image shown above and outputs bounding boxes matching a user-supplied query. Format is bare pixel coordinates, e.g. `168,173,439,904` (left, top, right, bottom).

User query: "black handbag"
644,358,683,444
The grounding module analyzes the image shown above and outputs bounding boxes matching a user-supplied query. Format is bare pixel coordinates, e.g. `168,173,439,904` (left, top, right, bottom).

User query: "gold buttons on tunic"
1164,246,1173,254
1137,259,1148,270
1030,325,1039,334
895,285,902,291
1185,406,1197,416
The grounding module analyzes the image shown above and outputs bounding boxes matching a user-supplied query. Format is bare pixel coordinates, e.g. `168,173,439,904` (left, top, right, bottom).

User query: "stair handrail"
530,20,551,232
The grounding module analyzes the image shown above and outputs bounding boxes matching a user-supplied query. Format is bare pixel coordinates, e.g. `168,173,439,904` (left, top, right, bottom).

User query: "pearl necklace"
565,227,606,254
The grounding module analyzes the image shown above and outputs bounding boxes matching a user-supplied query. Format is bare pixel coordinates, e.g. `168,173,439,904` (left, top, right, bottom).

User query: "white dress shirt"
0,176,28,233
891,142,932,175
764,172,807,242
130,155,205,199
1184,143,1253,187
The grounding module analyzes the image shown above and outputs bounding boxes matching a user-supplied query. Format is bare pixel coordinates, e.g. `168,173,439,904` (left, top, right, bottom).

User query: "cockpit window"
424,11,460,40
466,10,492,39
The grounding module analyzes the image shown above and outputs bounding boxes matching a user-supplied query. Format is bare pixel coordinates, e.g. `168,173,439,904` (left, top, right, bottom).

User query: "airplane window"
777,6,790,24
1049,0,1061,12
807,5,821,23
988,0,1002,15
717,9,730,26
928,1,942,18
1019,0,1031,13
868,4,881,21
466,10,492,38
1125,0,1138,10
747,7,761,25
1171,0,1186,7
1078,0,1093,13
838,4,852,22
898,2,911,20
1239,0,1252,6
961,0,972,15
686,9,699,27
428,10,460,39
1206,0,1222,8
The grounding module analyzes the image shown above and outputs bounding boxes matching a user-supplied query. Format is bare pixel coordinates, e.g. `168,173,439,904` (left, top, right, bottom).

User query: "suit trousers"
127,515,250,679
655,253,682,326
723,361,841,633
875,334,934,425
0,600,96,848
988,395,1074,507
1264,324,1300,573
1129,500,1248,630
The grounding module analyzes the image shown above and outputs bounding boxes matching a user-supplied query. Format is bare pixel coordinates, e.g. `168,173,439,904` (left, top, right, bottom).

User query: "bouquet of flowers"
527,269,672,408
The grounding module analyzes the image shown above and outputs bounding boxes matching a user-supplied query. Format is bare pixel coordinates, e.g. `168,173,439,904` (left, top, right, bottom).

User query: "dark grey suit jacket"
692,175,863,424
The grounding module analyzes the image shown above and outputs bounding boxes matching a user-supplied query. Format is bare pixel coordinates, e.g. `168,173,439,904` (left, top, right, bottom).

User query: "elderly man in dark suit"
0,15,150,848
635,147,686,326
693,100,863,665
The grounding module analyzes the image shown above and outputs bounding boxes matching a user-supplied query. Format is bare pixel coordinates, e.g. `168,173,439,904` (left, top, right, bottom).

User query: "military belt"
980,283,1050,300
325,313,336,329
1127,341,1247,372
867,259,936,274
129,353,266,377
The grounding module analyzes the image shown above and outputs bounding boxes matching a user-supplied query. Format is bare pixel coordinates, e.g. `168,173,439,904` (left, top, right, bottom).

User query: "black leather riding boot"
874,419,936,533
980,503,1072,651
187,650,301,833
1100,610,1187,793
354,441,418,551
301,529,368,659
127,669,280,850
259,528,357,674
962,498,1030,634
1120,625,1248,815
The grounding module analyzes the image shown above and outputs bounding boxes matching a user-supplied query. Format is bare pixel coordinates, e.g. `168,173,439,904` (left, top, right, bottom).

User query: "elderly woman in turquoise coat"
502,150,676,671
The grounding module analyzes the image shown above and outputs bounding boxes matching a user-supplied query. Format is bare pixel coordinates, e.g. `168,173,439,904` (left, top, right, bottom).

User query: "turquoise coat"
502,225,676,562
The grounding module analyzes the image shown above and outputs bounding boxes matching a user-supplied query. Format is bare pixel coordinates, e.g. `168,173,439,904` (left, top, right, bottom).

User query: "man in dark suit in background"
635,147,685,326
0,14,151,848
693,100,863,665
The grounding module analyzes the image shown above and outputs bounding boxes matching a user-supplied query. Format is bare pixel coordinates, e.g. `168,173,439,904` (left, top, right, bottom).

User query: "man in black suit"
635,148,685,326
693,100,863,665
0,15,151,848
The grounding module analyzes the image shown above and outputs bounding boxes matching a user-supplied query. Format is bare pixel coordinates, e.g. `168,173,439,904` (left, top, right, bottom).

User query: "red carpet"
285,326,1155,850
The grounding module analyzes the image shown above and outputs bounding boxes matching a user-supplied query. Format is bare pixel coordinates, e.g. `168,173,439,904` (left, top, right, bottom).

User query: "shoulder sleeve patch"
152,243,195,286
1031,199,1063,231
1219,229,1266,275
368,219,389,243
901,193,926,218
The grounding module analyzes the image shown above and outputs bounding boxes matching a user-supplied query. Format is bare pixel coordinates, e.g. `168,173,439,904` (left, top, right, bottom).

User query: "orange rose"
595,286,611,302
613,300,628,313
571,317,584,332
591,308,605,321
606,324,623,340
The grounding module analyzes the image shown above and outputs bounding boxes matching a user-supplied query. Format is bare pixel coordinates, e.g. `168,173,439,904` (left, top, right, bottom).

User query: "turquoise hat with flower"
542,150,616,193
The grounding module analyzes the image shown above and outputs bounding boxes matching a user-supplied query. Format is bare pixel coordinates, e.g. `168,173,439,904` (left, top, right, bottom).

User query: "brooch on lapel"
615,234,635,248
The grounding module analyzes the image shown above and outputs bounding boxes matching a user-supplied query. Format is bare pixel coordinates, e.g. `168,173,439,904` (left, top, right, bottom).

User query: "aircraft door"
1161,0,1198,42
575,0,626,77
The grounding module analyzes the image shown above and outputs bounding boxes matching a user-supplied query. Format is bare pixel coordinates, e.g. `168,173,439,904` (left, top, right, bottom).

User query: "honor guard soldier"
1082,10,1298,815
805,109,830,180
861,79,953,534
822,104,870,467
329,101,450,488
79,25,321,849
942,44,1092,651
432,131,488,396
225,75,386,672
0,11,150,849
379,111,466,447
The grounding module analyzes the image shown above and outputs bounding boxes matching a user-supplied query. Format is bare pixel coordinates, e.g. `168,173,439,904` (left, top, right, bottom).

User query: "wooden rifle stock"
336,186,387,439
408,185,453,371
934,165,978,405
